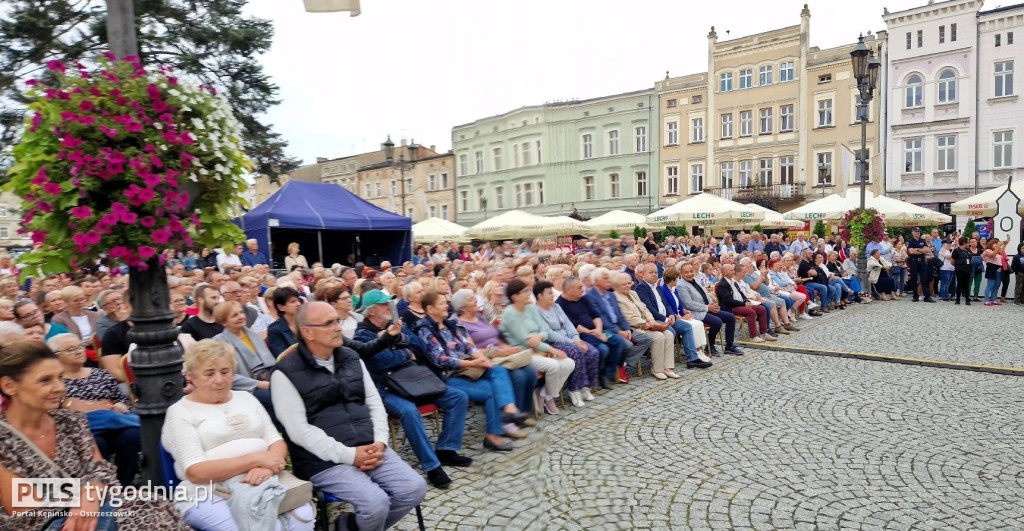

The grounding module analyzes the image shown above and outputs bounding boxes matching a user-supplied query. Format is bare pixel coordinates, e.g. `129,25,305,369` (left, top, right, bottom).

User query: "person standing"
1011,242,1024,306
905,227,935,303
951,237,973,305
981,239,1007,306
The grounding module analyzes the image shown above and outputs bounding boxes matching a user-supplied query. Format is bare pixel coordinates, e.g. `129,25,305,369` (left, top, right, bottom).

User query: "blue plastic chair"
316,488,426,531
158,444,180,491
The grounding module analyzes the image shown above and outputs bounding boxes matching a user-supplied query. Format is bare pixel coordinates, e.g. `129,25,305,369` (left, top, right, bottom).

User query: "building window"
538,181,544,204
951,23,957,41
937,135,956,172
635,126,647,152
816,152,833,185
690,164,703,194
0,227,7,239
0,206,6,217
608,130,619,155
635,171,648,197
720,72,733,92
667,122,679,145
994,131,1013,168
666,166,679,195
1009,32,1015,45
817,99,833,127
514,184,523,207
779,156,794,184
904,139,923,173
475,151,483,173
513,144,521,167
429,205,437,218
390,180,397,196
996,34,1002,47
759,65,773,86
582,133,594,158
476,189,485,211
739,69,753,89
584,175,595,200
667,99,677,108
441,204,449,221
609,174,620,199
995,60,1014,97
406,207,414,218
780,62,794,82
522,142,532,166
691,118,704,143
780,104,794,131
493,147,503,171
759,158,773,185
721,113,733,139
917,30,923,48
939,25,945,43
906,32,912,50
739,160,752,188
365,183,371,197
536,140,542,163
693,96,702,104
458,154,468,175
441,173,449,188
759,108,773,134
523,183,534,206
459,190,468,212
375,183,382,197
720,162,734,189
818,74,832,84
428,175,436,191
905,75,923,108
938,70,957,103
740,110,752,136
495,186,504,209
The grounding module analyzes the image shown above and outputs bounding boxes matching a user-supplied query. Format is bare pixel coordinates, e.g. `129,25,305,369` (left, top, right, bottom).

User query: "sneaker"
807,302,820,310
799,313,813,320
686,360,713,369
436,450,473,467
581,388,596,401
617,366,629,384
761,334,778,342
984,302,994,306
993,301,1003,306
750,336,766,343
427,467,452,489
784,323,800,332
775,327,791,335
568,390,585,408
724,346,745,355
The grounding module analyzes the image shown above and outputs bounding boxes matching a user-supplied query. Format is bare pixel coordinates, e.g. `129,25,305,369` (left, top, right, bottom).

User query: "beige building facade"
0,193,31,250
657,5,885,214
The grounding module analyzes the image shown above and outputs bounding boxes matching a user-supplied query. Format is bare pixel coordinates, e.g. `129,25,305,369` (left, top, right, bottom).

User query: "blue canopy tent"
236,181,412,269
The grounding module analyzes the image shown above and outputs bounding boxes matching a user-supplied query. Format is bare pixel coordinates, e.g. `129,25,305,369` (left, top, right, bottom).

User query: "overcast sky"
244,0,926,166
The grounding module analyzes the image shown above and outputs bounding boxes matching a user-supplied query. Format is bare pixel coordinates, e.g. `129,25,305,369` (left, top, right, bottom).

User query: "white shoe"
799,313,813,320
807,302,819,310
581,388,596,401
568,390,585,408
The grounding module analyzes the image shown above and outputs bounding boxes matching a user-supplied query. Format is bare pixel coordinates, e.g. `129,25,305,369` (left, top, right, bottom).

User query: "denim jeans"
446,365,517,435
506,365,537,414
668,320,699,362
805,282,830,307
383,387,468,472
890,266,906,293
984,277,1001,302
41,501,118,531
583,333,626,380
939,270,954,300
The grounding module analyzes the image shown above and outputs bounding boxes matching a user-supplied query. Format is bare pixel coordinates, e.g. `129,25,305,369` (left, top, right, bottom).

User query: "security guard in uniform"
905,227,936,303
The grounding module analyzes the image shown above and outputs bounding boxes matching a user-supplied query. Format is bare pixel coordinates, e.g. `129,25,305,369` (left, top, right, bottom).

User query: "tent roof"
241,181,411,232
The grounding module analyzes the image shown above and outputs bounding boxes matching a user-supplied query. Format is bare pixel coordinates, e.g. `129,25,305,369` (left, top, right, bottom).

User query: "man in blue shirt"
585,267,651,383
747,232,765,254
241,238,269,267
789,233,812,256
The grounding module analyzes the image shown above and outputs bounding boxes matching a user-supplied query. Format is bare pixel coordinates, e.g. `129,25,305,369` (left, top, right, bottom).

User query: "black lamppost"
850,34,881,289
383,135,416,218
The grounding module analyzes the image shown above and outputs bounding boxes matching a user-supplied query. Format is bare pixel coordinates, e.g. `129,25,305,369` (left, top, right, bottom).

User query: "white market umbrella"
951,181,1024,217
647,193,764,227
584,210,665,234
871,194,952,226
741,204,804,229
527,216,586,238
784,189,950,226
412,217,469,243
465,210,582,240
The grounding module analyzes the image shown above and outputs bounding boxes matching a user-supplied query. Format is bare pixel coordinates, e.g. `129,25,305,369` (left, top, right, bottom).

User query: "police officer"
906,227,936,303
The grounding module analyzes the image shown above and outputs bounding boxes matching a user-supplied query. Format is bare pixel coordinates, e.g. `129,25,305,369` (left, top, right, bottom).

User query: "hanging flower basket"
840,208,886,252
4,54,251,274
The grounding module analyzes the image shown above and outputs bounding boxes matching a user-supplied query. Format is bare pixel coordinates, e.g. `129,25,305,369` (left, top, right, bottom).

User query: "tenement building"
976,3,1023,198
452,90,659,224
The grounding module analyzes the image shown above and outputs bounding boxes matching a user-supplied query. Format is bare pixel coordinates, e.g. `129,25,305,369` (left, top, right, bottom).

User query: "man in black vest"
272,301,427,531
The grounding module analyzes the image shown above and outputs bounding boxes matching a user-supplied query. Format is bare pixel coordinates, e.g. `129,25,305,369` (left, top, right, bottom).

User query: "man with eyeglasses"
220,281,257,327
272,301,427,530
13,301,68,340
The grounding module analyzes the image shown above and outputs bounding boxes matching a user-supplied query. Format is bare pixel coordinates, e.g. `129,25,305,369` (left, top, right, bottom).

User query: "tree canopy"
0,0,299,179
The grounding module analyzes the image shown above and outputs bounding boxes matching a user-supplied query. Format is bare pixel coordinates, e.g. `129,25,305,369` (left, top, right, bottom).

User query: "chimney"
400,138,408,147
316,157,327,163
429,145,436,152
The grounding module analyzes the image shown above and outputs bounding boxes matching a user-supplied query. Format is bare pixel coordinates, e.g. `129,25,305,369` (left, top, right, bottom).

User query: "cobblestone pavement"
384,303,1024,530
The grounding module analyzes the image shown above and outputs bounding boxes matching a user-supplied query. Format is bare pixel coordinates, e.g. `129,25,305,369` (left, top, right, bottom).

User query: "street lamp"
850,34,880,291
383,135,416,218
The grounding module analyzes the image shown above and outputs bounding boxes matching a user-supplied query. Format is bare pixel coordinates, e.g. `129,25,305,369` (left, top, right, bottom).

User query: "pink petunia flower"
30,167,48,185
138,246,157,259
46,60,67,74
150,229,171,244
31,231,46,244
43,182,61,196
83,231,101,245
79,100,95,112
71,206,92,219
121,212,138,224
140,216,156,228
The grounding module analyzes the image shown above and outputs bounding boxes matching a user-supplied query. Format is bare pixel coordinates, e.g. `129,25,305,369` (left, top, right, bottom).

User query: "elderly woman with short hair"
532,281,599,408
162,339,314,530
50,286,101,341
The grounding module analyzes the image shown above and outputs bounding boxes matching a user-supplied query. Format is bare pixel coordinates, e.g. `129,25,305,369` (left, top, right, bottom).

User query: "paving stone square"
385,302,1024,530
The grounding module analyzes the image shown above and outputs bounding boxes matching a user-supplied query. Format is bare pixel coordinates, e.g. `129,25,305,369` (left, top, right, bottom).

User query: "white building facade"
883,0,981,220
976,4,1024,194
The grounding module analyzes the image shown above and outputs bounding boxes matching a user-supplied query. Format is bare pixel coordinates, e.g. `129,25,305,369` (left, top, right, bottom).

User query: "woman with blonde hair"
284,242,308,272
478,280,507,323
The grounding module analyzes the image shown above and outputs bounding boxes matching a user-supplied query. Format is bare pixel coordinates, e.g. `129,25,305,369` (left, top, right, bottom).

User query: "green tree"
0,0,299,179
962,220,978,239
608,229,619,239
813,220,827,238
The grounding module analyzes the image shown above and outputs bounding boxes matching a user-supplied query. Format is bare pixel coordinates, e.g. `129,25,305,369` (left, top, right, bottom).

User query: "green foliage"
813,220,827,238
0,0,299,179
752,224,763,233
608,229,619,239
841,208,886,251
633,226,647,239
962,220,978,238
5,56,249,275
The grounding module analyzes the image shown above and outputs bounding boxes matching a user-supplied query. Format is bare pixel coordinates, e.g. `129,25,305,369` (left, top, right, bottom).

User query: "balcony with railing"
703,181,806,203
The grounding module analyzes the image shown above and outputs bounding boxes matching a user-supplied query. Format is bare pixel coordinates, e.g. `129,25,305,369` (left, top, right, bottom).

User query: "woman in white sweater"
162,340,315,531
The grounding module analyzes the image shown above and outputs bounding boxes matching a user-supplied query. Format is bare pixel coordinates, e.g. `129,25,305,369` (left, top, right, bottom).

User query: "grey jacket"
675,279,712,320
536,304,581,345
214,328,278,392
